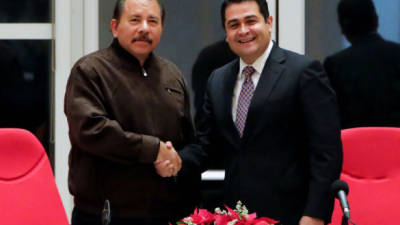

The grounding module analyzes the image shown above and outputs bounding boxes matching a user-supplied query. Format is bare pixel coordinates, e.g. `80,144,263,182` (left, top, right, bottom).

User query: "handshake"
154,141,182,177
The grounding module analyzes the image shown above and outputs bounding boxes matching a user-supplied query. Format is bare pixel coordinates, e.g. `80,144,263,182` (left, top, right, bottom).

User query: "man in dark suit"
324,0,400,129
180,0,343,225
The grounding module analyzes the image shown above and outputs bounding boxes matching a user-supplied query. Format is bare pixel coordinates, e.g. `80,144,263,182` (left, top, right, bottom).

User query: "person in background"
324,0,400,129
192,39,236,124
64,0,200,224
180,0,343,224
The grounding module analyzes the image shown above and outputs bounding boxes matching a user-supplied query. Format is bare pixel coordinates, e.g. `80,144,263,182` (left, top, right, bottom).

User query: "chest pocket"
165,86,185,110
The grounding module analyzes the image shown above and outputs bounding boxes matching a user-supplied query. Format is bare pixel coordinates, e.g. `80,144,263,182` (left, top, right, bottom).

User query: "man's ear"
266,16,273,33
110,19,119,38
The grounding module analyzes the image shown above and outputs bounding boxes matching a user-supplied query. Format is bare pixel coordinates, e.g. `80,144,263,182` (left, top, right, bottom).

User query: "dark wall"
305,0,344,62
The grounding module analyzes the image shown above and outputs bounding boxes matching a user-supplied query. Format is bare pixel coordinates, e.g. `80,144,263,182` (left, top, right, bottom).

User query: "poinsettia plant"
173,201,279,225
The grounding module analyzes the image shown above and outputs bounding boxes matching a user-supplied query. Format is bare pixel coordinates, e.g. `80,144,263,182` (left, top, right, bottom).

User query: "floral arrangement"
173,201,279,225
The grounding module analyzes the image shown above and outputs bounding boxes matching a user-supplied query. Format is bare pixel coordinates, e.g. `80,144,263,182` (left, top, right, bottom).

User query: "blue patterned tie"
235,66,256,137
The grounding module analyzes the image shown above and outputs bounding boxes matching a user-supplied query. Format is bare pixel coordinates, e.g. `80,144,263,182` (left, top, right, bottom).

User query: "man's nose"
238,24,249,35
139,21,149,33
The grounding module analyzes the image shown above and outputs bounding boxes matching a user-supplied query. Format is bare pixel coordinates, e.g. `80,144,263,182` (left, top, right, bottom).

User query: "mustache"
131,34,153,44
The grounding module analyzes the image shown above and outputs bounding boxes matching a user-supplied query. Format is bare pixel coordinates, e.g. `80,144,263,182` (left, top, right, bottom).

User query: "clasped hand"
154,141,182,177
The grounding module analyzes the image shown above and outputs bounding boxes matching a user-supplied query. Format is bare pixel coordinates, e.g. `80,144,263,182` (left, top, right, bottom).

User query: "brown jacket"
64,39,199,220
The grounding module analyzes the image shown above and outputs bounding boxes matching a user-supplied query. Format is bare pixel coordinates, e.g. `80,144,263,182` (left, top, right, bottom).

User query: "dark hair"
337,0,378,36
112,0,165,24
220,0,269,29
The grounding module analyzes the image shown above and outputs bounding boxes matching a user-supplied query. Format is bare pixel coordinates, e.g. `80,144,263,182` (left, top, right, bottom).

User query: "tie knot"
242,66,256,79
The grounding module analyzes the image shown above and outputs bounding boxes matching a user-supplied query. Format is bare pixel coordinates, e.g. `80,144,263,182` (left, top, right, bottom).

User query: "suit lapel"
242,45,286,141
221,60,241,146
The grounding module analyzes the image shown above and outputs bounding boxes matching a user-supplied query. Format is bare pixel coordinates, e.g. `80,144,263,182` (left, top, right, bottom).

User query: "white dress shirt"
232,40,274,121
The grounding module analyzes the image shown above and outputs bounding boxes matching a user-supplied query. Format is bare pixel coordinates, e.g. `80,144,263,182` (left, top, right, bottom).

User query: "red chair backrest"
0,128,69,225
330,127,400,225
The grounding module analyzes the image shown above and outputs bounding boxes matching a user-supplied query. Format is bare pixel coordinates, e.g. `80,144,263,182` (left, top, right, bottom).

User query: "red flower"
214,213,233,225
225,205,241,220
188,208,215,225
251,217,280,225
224,205,249,225
242,213,257,225
176,201,279,225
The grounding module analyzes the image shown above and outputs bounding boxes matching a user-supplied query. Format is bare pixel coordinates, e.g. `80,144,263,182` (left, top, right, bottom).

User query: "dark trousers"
71,207,172,225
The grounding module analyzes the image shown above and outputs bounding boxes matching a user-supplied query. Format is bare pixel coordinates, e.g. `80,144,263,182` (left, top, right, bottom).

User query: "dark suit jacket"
181,44,343,225
324,33,400,129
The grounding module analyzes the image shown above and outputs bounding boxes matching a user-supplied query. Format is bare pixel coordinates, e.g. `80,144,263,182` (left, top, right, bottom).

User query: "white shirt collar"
239,40,274,77
232,40,274,121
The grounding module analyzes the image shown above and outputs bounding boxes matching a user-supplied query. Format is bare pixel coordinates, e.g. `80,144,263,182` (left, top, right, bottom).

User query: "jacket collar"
352,32,383,46
110,38,156,69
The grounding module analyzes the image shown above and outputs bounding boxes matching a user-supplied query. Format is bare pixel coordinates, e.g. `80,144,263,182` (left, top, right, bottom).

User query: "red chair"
0,128,69,225
330,127,400,225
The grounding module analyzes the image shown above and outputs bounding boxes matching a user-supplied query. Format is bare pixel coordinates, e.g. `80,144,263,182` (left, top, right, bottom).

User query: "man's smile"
238,36,256,44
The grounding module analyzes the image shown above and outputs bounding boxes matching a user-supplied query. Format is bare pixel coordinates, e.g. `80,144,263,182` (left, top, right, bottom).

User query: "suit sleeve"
64,63,160,165
323,56,338,91
299,60,343,222
180,75,196,147
192,47,212,119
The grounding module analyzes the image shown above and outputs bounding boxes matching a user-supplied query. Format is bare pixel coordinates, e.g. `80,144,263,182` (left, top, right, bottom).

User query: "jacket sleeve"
299,60,343,222
179,76,196,147
64,62,160,165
